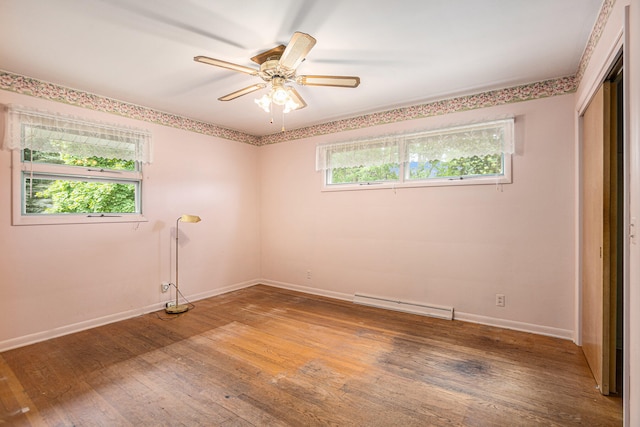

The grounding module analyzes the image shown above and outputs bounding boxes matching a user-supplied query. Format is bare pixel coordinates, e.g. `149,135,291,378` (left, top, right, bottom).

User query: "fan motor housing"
259,59,295,81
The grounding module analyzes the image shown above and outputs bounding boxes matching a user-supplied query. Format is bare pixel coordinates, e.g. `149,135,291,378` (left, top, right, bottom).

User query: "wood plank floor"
0,285,622,426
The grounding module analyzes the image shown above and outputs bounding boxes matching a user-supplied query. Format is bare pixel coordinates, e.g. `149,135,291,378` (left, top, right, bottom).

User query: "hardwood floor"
0,285,622,426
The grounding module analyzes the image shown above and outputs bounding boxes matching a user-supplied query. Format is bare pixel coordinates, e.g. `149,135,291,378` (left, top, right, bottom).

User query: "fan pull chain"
282,109,286,132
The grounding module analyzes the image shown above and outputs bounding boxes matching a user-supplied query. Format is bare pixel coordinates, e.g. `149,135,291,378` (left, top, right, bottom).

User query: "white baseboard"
260,280,573,340
0,304,162,353
454,311,574,341
0,279,574,352
184,279,258,303
259,279,353,302
0,279,259,353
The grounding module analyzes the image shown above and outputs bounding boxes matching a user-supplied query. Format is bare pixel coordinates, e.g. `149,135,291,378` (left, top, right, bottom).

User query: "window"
322,138,400,185
317,118,514,190
4,105,152,225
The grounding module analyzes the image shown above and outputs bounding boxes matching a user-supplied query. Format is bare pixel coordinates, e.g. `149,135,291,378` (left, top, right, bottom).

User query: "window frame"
319,119,514,191
322,157,512,191
5,105,151,226
12,150,147,226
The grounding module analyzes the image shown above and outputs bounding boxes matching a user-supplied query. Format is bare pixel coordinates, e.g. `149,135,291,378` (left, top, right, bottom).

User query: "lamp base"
165,304,189,314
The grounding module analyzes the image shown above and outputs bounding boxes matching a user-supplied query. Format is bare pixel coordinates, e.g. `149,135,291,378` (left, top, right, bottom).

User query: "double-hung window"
4,105,152,225
317,118,514,189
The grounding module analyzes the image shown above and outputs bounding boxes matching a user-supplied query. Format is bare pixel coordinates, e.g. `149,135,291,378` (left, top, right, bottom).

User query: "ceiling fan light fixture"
271,86,290,105
270,78,291,106
255,79,300,114
255,94,272,113
283,97,300,114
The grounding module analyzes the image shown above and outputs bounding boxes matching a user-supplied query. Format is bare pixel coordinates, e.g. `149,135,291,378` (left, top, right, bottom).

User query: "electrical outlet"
161,282,170,293
166,301,176,308
496,294,505,307
306,270,312,280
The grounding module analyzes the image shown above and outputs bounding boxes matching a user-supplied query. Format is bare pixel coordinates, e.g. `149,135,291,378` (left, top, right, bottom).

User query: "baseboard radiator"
353,293,454,320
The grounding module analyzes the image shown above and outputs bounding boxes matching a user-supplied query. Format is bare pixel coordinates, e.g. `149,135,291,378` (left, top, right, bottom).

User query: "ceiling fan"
194,32,360,114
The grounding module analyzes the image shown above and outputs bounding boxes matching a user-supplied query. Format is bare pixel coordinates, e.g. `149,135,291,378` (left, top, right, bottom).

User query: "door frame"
576,27,629,416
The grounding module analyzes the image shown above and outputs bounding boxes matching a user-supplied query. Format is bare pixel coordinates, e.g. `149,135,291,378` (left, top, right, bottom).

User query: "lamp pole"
166,214,201,314
174,216,181,310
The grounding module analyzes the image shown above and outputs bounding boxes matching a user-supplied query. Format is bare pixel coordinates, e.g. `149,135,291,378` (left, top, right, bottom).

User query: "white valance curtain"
316,137,400,171
316,118,514,171
404,119,514,163
2,105,153,164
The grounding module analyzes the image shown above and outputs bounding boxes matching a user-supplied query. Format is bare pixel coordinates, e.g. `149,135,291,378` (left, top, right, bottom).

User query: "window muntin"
318,119,514,189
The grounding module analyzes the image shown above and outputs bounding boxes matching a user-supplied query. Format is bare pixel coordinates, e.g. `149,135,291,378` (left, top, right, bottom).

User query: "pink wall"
0,92,261,349
259,94,577,338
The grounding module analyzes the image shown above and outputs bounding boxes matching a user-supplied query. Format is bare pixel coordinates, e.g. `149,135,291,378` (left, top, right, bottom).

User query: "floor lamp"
166,214,201,314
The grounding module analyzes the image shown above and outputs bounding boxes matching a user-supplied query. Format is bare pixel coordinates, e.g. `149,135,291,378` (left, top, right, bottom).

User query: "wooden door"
581,82,617,395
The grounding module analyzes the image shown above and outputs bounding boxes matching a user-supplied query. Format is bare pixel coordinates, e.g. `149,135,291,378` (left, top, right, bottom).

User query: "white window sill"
12,214,148,226
322,175,511,192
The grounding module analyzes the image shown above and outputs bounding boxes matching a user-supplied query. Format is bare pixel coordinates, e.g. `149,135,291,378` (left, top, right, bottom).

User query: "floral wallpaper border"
259,75,577,146
576,0,616,85
0,71,260,146
0,0,614,147
0,70,577,147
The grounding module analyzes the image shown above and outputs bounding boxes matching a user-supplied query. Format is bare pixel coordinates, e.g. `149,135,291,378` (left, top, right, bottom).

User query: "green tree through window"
24,149,137,214
408,154,502,179
331,163,399,184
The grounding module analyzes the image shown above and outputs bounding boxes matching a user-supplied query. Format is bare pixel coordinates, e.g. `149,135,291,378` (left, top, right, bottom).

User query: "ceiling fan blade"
218,83,267,101
288,87,307,110
251,45,286,64
278,32,317,71
297,75,361,88
194,56,259,75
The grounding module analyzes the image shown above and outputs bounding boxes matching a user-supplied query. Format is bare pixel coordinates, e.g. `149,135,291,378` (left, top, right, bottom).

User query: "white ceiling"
1,0,602,137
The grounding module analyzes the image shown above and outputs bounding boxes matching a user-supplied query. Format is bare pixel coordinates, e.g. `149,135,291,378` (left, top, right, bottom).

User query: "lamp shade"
180,214,201,223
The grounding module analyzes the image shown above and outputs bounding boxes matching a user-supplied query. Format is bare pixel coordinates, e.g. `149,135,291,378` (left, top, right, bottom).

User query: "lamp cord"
153,282,195,321
171,281,195,310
